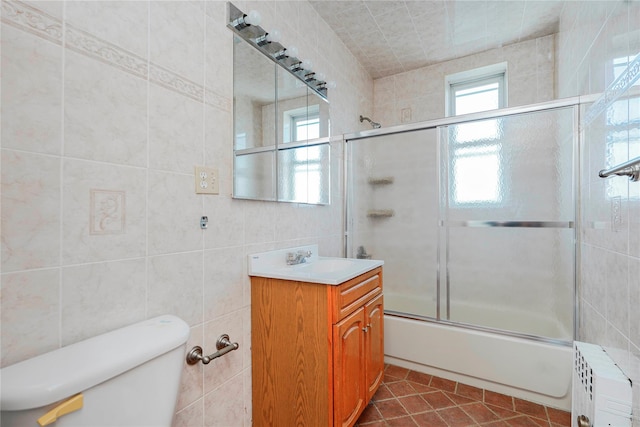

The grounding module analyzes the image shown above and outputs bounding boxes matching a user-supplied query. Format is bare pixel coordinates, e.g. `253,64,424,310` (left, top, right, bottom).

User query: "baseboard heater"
572,341,632,426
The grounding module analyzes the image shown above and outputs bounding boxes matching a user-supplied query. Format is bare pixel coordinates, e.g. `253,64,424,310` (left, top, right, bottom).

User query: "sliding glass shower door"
440,107,576,341
346,129,439,318
346,102,577,343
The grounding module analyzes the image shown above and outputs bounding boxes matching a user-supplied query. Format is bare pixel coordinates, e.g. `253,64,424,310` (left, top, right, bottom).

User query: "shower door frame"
344,96,585,346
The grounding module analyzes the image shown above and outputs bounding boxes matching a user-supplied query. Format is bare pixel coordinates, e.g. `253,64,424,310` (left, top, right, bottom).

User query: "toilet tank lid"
1,315,190,411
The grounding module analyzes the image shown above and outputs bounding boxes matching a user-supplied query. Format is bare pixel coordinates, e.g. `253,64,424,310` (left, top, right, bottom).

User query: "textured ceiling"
309,0,566,79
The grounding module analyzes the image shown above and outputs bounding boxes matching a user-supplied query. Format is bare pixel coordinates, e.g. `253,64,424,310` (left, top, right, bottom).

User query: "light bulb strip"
227,2,329,99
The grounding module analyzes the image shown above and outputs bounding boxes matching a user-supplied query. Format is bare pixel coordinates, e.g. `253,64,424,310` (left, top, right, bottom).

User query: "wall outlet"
194,166,219,195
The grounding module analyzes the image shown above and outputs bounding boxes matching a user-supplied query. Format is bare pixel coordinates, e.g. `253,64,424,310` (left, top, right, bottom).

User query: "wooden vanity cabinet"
251,267,383,427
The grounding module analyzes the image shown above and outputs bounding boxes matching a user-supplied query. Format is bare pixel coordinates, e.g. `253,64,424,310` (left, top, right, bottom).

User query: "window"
446,64,507,206
283,105,320,143
292,113,320,142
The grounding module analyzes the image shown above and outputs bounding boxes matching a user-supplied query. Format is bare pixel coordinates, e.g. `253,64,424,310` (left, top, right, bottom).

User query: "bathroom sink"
248,245,383,285
293,259,358,274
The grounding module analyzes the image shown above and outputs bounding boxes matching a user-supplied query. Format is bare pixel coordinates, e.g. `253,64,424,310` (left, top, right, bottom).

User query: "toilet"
1,315,190,426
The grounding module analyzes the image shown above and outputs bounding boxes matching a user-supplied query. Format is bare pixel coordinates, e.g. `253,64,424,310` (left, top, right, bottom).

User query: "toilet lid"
0,315,189,411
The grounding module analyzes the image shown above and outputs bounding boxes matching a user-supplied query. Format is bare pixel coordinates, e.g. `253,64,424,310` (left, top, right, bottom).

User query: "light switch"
194,166,219,195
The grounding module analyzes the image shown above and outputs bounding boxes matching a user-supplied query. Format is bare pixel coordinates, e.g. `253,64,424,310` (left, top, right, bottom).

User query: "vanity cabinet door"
333,307,366,427
365,294,384,401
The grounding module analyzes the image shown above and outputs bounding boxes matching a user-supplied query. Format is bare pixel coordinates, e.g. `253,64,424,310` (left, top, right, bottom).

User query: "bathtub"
384,309,573,410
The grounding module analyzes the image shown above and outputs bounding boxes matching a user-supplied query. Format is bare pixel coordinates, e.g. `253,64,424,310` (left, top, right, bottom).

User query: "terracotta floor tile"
384,373,402,383
387,380,419,397
358,365,568,427
408,381,436,393
514,398,548,420
456,383,484,401
486,403,519,419
406,370,432,386
460,402,501,424
385,365,410,380
357,421,386,427
445,391,476,406
485,390,514,410
505,415,549,427
358,403,383,424
386,415,418,426
412,411,448,427
376,399,409,419
436,406,476,426
526,417,550,427
398,394,432,414
546,407,571,426
430,375,457,393
420,391,456,410
373,384,395,402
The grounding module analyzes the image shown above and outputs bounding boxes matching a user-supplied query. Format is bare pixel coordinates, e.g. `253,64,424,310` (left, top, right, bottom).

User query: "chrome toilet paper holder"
186,334,239,365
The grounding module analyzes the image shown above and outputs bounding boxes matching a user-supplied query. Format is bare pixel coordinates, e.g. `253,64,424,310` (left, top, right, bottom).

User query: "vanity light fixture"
255,29,281,47
230,9,261,31
227,2,329,100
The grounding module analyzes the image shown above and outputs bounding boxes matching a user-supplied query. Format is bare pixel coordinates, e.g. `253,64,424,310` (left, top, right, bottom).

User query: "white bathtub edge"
384,315,572,411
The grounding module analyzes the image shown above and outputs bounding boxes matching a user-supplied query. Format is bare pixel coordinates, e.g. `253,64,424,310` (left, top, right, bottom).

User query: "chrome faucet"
286,250,312,265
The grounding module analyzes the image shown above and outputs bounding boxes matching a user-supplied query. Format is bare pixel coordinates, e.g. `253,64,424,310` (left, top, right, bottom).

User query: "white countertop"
248,245,383,285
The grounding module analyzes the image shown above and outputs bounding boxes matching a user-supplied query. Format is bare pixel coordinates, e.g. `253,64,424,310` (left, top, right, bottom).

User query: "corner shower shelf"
368,177,394,185
367,209,394,218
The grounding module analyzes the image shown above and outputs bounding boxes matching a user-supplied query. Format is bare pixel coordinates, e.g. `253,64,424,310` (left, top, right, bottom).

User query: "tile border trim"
582,54,640,128
2,0,231,112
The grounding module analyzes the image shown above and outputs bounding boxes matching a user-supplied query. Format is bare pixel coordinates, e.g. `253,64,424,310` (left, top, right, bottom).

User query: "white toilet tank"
1,315,190,427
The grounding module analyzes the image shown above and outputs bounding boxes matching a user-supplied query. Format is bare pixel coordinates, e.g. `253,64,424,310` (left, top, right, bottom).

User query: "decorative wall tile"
205,11,233,102
64,50,148,167
147,171,203,255
1,25,62,155
62,159,146,265
243,368,252,426
0,269,60,367
22,1,63,19
150,1,205,85
204,372,245,427
605,250,630,337
177,324,204,412
60,258,146,345
1,0,63,45
1,0,355,424
1,150,61,272
630,257,640,349
203,247,244,320
174,399,204,427
65,1,148,58
148,252,204,326
203,312,244,394
89,189,125,235
65,25,148,80
203,197,244,249
243,201,276,244
149,85,204,174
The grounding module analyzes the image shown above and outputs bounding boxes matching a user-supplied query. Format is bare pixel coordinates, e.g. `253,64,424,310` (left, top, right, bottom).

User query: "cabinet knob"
362,326,368,332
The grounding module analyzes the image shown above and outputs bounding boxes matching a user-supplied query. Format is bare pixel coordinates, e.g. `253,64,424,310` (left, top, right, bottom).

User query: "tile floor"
356,365,572,427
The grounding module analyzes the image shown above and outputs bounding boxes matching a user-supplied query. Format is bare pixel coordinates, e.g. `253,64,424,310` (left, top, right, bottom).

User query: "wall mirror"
229,3,331,204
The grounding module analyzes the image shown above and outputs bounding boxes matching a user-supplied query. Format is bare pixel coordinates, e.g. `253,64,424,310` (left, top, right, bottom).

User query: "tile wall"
556,1,639,424
0,1,372,426
372,34,556,127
